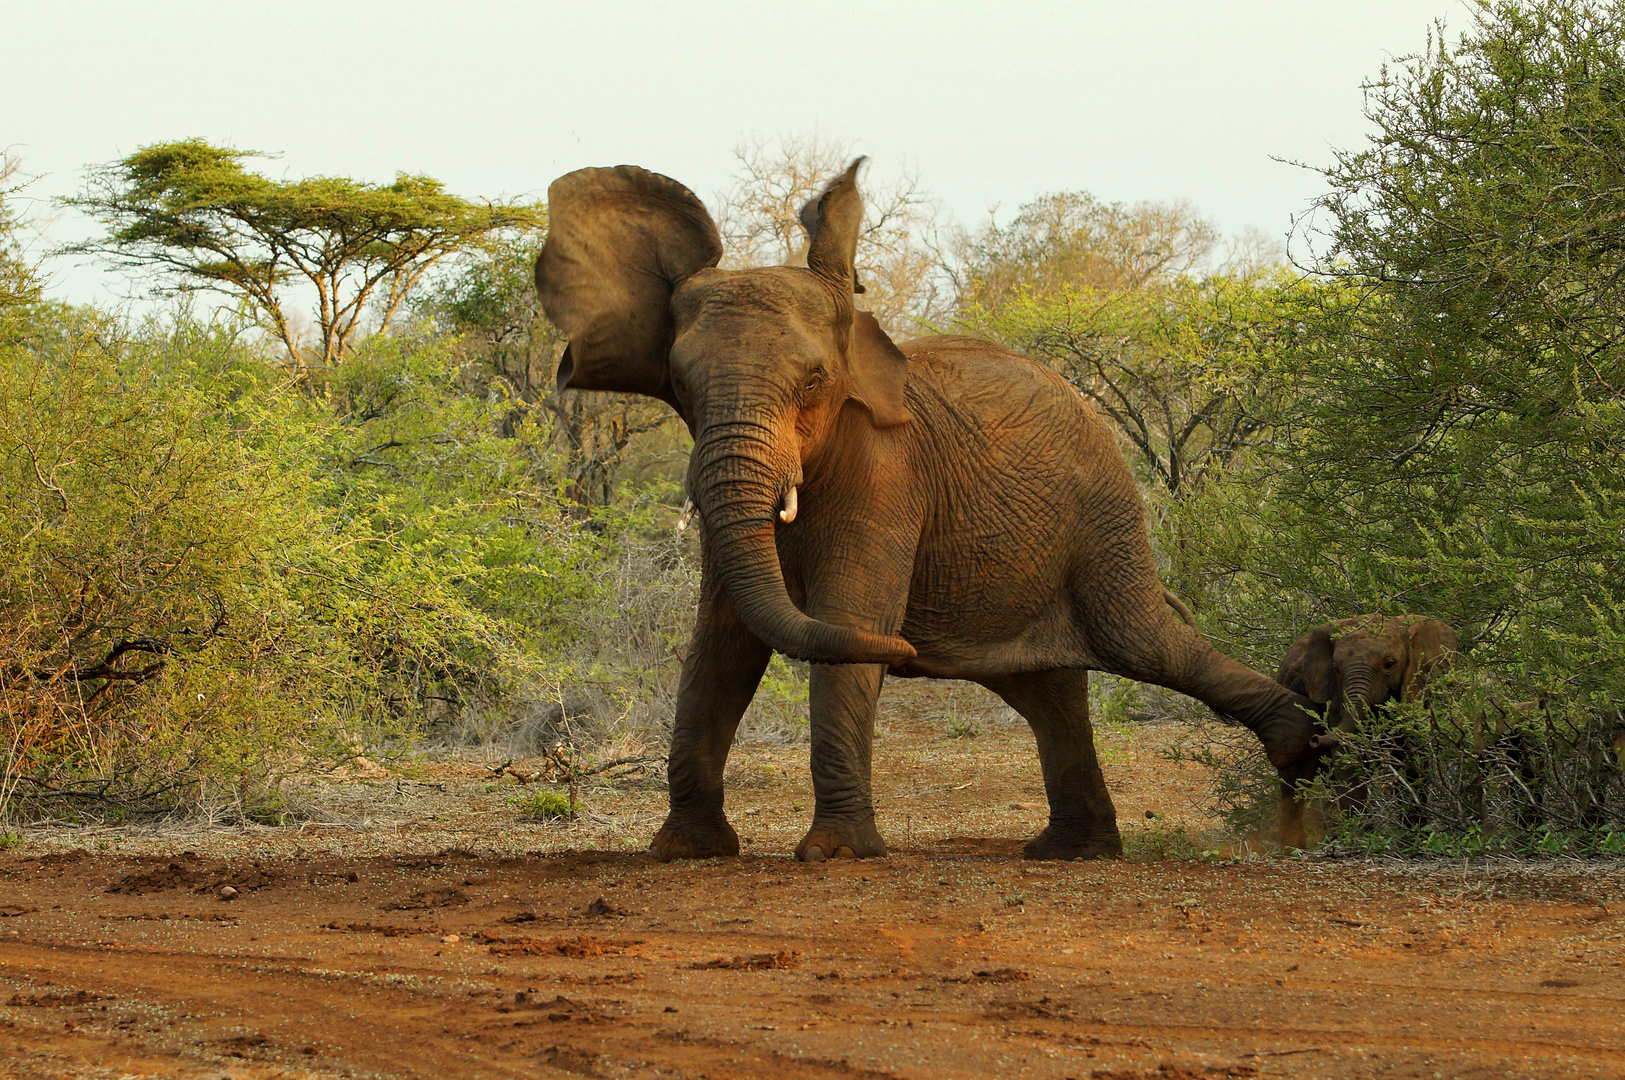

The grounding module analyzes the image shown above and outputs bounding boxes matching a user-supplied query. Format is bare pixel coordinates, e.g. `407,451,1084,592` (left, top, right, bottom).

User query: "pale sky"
7,0,1467,306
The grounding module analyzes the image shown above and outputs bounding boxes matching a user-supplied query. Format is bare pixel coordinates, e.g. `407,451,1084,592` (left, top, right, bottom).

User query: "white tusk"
675,498,694,533
778,486,799,523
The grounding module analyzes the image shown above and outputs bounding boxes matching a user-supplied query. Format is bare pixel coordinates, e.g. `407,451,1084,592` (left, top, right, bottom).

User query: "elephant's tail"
1163,588,1196,627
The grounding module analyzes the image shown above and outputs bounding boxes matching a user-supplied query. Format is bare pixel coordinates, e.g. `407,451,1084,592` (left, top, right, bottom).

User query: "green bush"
513,789,579,821
0,305,610,822
0,308,338,818
1153,0,1625,856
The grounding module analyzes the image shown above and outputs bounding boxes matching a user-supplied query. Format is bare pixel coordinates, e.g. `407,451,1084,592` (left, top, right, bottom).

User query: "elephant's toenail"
804,846,825,862
834,845,856,858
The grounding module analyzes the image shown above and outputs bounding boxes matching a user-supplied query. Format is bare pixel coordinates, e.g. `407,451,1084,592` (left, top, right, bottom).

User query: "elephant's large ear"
848,311,912,428
1278,624,1336,704
534,166,722,405
1401,618,1459,702
805,158,866,294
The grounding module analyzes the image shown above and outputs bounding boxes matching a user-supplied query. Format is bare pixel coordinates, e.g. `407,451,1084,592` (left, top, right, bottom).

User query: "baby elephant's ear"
847,311,911,428
1278,624,1336,704
534,166,722,406
1401,618,1459,702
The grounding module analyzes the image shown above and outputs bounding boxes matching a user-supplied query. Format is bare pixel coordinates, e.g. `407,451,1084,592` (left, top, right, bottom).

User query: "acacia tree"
64,139,543,373
957,190,1221,309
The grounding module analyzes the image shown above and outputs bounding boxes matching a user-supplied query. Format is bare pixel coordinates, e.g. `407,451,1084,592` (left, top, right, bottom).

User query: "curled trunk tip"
694,437,907,665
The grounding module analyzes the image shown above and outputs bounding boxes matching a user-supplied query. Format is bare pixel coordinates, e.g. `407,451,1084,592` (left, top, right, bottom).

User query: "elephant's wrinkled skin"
1274,615,1459,845
534,160,1323,862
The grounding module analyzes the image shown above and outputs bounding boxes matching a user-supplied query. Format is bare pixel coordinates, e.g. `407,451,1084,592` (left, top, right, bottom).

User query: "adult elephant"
1275,615,1459,842
534,160,1322,862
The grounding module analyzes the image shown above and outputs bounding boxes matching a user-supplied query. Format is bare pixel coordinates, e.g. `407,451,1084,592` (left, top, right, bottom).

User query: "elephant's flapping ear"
848,311,912,428
799,197,864,292
1401,618,1459,703
1278,624,1336,705
534,166,722,407
804,158,867,294
802,159,908,427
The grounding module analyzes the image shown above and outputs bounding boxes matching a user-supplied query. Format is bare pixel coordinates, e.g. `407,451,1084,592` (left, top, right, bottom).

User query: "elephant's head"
1277,615,1459,738
533,161,915,666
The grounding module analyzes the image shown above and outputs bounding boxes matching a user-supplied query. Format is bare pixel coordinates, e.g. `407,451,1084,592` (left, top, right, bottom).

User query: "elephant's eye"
803,369,827,394
1383,656,1398,669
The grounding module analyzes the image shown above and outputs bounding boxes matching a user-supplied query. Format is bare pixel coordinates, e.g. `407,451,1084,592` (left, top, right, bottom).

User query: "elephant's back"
894,334,1103,438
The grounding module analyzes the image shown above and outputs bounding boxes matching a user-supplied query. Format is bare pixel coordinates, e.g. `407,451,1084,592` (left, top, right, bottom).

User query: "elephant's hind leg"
1079,581,1323,847
1082,580,1318,771
985,668,1123,860
651,574,771,862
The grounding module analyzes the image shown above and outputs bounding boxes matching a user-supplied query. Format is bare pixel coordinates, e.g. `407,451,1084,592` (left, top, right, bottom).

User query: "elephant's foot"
795,818,887,861
1022,823,1123,861
650,814,739,862
1257,700,1322,770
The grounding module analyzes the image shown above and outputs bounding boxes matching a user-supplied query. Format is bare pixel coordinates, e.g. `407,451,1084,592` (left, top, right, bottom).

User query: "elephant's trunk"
1339,669,1376,730
690,427,915,666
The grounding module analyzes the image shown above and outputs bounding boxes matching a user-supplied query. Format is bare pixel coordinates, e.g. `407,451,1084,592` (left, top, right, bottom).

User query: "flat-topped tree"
64,139,543,372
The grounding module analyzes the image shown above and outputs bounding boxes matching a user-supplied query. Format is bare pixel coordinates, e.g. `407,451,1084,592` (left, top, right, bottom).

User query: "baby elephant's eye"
1383,656,1398,669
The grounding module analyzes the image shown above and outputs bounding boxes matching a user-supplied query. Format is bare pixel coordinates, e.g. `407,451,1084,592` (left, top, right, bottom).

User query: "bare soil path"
2,683,1622,1079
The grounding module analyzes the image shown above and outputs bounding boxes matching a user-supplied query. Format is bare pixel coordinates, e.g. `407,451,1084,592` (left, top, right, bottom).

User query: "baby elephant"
1273,615,1459,845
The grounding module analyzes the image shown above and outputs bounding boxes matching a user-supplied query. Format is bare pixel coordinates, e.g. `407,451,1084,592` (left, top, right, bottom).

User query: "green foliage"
945,710,981,741
314,330,597,659
1124,819,1206,861
959,190,1220,306
1160,729,1281,844
0,300,608,821
740,655,810,743
1091,674,1150,728
513,789,579,821
0,306,339,816
418,238,685,505
62,139,545,369
1170,1,1625,699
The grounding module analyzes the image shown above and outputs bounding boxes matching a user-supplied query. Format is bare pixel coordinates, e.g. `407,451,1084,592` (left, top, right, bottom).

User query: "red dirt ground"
2,682,1622,1079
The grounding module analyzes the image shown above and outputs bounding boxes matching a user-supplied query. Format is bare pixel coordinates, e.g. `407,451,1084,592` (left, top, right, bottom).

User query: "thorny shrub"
1165,665,1625,856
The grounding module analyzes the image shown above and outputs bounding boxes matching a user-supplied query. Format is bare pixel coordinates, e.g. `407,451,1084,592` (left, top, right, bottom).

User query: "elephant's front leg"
797,662,888,861
651,573,771,862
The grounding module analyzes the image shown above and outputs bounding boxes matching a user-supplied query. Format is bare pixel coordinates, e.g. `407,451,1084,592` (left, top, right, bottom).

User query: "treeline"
2,0,1622,842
